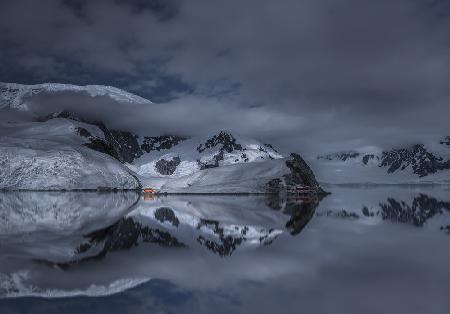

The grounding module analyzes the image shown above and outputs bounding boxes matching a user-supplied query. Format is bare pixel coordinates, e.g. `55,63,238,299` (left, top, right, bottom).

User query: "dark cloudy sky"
1,0,450,156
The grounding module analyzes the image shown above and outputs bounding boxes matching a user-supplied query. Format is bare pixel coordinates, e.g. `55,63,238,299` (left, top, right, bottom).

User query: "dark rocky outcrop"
362,154,378,165
265,153,328,195
40,110,186,164
197,131,243,153
285,153,327,194
197,151,225,170
155,157,181,175
141,135,187,153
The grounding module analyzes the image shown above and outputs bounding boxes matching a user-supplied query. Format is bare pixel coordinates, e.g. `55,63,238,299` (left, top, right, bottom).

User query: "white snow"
0,119,140,190
0,82,151,111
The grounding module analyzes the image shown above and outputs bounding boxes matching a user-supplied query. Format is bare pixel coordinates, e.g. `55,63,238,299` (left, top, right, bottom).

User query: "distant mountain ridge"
313,139,450,184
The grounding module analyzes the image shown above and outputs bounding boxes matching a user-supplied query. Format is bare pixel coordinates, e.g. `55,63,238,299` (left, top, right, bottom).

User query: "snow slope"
0,82,319,192
0,118,140,190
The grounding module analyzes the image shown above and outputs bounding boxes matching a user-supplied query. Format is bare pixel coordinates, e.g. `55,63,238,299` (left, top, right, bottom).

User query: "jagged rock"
155,157,181,175
197,151,224,169
362,154,378,165
285,153,321,189
141,135,187,152
197,131,243,153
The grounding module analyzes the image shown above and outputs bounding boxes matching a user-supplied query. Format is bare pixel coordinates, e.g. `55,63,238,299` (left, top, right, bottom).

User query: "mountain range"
311,139,450,184
0,82,322,192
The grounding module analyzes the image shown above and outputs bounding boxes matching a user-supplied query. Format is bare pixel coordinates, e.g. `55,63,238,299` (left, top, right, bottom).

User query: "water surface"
0,186,449,313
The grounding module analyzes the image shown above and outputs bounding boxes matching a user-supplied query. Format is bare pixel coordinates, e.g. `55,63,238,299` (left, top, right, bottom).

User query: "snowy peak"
0,82,152,111
197,131,243,153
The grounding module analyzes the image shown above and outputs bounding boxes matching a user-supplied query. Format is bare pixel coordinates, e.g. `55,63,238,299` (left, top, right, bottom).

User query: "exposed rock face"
42,111,186,164
362,154,378,165
266,153,328,195
264,143,279,154
285,153,321,188
197,151,225,170
197,131,243,153
380,144,450,177
155,157,181,175
141,135,187,153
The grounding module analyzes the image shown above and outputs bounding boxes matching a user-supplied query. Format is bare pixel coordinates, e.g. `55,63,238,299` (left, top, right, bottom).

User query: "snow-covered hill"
311,139,450,184
0,118,141,190
0,82,323,192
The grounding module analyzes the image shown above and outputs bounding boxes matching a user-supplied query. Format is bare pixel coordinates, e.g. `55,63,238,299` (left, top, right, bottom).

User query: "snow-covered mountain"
0,82,151,111
0,82,322,192
311,139,450,184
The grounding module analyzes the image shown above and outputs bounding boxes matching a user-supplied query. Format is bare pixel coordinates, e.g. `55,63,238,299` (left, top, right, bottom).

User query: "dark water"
1,185,450,314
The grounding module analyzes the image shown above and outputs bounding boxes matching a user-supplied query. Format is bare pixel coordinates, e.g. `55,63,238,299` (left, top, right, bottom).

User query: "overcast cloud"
1,0,450,155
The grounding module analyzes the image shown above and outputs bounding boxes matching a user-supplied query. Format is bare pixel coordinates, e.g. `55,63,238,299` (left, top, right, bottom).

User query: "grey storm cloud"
1,0,450,155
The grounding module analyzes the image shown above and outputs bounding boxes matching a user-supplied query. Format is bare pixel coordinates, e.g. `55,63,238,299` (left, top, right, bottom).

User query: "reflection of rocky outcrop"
37,217,185,268
196,218,279,256
318,193,450,234
380,144,450,177
265,194,320,236
154,207,180,226
283,198,319,235
196,219,243,257
379,194,450,227
155,157,181,175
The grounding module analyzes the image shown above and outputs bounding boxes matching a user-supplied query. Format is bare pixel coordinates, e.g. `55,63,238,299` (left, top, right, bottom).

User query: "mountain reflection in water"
1,186,450,314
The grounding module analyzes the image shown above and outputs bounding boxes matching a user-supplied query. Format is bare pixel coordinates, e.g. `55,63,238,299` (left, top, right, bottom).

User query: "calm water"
1,185,450,314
